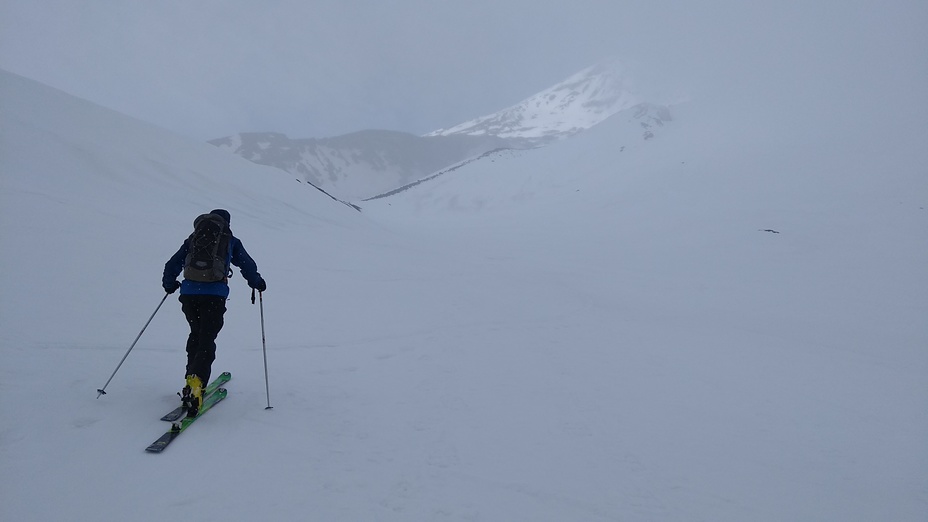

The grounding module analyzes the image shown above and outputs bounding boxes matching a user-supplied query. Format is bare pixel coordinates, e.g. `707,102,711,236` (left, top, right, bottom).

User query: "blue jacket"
163,235,262,298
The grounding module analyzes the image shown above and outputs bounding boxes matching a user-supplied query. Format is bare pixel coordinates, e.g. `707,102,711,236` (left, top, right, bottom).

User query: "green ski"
161,372,231,421
145,388,228,453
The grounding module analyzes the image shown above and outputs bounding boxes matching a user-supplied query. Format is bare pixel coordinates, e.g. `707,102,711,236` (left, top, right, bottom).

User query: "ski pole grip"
251,287,256,304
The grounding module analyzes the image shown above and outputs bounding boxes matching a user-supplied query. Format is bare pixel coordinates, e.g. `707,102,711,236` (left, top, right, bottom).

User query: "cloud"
2,0,925,140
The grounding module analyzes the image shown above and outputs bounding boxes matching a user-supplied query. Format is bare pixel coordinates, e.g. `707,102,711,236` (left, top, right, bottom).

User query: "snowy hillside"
210,62,659,202
365,102,672,201
426,61,640,140
2,68,927,522
209,130,512,201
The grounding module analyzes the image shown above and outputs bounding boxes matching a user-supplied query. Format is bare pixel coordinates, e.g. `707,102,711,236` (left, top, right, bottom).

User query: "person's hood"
210,209,231,225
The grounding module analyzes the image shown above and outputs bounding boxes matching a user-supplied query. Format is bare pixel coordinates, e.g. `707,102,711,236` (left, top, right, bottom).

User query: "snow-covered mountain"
212,61,666,202
426,61,640,140
364,101,672,201
209,130,513,201
3,68,926,522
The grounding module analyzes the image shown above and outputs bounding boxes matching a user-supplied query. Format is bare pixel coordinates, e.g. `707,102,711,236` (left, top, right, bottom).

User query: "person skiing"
162,209,266,416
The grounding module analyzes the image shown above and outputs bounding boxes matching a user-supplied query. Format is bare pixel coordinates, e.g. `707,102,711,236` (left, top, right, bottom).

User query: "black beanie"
210,209,231,224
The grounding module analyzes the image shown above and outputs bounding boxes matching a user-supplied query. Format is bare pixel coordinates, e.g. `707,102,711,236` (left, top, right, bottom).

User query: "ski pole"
97,292,170,398
259,290,273,410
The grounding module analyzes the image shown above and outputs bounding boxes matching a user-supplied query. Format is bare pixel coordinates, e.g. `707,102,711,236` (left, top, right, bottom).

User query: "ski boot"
180,375,204,418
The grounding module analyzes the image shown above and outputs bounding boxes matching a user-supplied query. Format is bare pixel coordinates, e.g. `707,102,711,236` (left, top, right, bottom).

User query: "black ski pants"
179,294,226,385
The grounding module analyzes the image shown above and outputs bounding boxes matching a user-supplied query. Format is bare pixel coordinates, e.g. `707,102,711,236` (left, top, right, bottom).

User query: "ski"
145,387,228,453
160,371,232,421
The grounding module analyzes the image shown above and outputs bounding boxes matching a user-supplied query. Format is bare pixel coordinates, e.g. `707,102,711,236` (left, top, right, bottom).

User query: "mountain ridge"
425,61,639,140
211,61,663,201
209,129,517,201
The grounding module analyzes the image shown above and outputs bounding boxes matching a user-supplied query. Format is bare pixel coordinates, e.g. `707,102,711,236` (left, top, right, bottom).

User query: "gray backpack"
183,213,232,282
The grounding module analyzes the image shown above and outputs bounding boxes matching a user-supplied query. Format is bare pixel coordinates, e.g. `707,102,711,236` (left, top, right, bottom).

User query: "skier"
162,209,266,416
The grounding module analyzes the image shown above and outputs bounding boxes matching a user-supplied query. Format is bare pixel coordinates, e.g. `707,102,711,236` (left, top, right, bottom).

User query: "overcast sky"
1,1,925,140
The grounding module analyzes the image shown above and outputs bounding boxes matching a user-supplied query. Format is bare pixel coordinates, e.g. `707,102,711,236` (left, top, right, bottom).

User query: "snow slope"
209,129,512,201
426,61,639,140
210,62,652,201
2,68,927,521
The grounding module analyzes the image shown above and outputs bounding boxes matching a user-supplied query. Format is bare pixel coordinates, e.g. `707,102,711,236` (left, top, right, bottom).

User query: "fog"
1,0,925,140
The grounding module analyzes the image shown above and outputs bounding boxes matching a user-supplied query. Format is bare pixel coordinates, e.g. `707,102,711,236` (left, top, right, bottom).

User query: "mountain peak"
425,60,638,142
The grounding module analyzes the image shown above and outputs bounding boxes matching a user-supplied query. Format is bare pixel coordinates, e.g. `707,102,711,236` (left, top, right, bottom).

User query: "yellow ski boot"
183,375,204,417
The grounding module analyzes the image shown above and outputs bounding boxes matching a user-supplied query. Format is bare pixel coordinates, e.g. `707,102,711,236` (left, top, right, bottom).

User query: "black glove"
164,280,181,294
252,278,267,292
